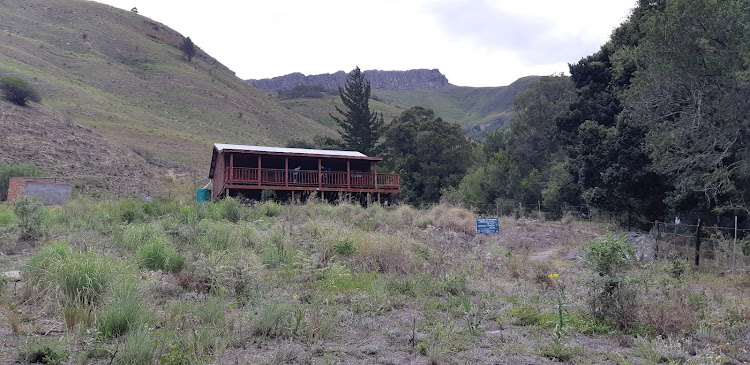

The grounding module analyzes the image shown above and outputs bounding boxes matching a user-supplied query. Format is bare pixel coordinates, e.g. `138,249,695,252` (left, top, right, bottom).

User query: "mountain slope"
374,76,539,130
0,0,332,196
251,70,538,135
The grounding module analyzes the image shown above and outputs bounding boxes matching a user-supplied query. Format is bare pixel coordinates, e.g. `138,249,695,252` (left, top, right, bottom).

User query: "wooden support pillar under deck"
318,158,322,190
374,162,378,189
285,157,289,187
346,160,351,189
257,155,262,186
229,153,234,181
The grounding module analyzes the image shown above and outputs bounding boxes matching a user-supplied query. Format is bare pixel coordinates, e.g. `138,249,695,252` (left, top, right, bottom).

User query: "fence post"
655,221,660,260
694,219,702,266
732,215,737,276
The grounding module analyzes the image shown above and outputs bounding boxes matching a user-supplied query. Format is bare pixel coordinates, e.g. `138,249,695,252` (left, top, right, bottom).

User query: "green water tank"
196,188,211,203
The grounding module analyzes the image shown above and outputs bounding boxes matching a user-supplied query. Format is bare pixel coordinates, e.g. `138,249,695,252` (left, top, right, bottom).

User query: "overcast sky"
93,0,636,87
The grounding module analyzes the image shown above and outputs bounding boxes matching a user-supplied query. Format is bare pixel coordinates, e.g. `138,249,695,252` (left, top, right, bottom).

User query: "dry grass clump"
350,231,426,274
185,248,263,296
422,204,477,235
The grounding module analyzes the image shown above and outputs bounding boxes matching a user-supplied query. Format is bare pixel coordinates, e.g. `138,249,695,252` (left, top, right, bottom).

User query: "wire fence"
650,219,750,273
470,202,590,221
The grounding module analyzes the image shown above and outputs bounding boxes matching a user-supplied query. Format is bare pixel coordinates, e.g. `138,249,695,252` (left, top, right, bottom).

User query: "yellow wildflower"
548,273,559,279
293,294,298,300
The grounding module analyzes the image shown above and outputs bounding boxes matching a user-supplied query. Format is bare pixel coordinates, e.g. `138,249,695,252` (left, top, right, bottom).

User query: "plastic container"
196,188,211,203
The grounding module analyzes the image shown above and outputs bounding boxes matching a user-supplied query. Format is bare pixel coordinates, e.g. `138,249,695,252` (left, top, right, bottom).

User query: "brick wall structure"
7,177,57,202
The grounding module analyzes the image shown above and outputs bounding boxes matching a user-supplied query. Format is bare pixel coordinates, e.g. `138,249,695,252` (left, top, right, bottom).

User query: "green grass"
114,223,165,250
19,337,68,365
98,279,142,337
250,301,293,338
115,327,154,365
54,252,113,306
0,204,18,225
136,239,185,272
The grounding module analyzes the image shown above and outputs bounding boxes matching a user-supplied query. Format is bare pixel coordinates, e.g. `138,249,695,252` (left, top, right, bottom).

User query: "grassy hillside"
0,0,333,196
0,198,748,363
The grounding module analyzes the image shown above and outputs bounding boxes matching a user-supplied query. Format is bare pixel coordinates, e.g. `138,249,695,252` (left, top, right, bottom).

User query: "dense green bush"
585,234,634,276
0,76,41,106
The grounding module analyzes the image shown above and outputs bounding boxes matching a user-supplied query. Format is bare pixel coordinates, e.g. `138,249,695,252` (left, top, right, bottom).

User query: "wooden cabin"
208,144,400,201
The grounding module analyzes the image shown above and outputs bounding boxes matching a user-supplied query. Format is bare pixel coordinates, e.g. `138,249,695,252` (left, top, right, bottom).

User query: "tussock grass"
196,219,259,252
115,326,153,365
19,337,68,365
114,222,164,250
350,231,425,274
54,252,113,306
98,279,142,337
26,241,73,273
137,239,184,272
422,204,477,235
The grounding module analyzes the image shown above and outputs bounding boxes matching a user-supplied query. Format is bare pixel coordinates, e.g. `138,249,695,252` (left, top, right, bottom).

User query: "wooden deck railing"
226,167,399,190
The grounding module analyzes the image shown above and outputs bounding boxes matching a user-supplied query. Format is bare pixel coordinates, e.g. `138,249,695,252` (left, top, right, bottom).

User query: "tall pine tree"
330,67,383,155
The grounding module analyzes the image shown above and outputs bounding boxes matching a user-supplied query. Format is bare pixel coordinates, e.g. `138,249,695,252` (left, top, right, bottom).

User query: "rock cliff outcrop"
249,69,450,91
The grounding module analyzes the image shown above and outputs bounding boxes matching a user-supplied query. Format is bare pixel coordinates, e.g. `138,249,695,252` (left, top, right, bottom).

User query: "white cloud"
93,0,635,87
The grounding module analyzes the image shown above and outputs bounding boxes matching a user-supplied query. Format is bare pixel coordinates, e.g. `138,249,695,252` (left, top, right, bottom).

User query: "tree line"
312,0,749,229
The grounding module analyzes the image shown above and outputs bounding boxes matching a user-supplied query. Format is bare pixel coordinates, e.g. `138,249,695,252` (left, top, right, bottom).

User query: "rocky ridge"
249,69,450,91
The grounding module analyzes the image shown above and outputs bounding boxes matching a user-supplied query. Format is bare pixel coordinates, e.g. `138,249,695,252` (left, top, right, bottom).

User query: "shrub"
667,256,688,280
509,303,543,326
585,234,634,276
0,76,41,106
137,239,184,272
119,201,146,224
0,204,17,225
19,337,68,365
98,280,142,337
257,201,283,217
216,197,243,222
333,238,356,257
14,196,45,242
584,235,637,329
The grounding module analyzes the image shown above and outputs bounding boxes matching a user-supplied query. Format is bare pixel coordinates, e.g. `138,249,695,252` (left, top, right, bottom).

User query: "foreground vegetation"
0,197,748,364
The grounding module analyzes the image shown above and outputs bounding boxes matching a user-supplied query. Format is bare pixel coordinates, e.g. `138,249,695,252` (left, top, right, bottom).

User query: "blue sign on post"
476,218,499,234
